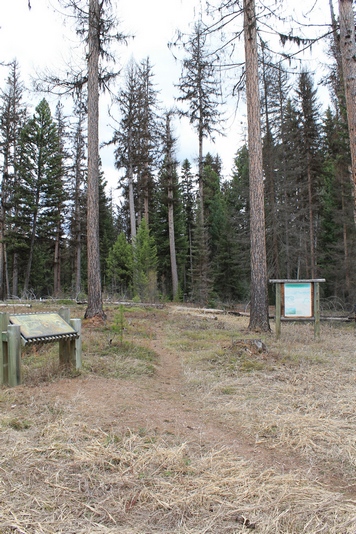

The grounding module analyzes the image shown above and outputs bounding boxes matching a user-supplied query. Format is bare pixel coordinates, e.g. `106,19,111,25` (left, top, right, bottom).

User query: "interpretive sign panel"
9,313,77,341
284,283,313,318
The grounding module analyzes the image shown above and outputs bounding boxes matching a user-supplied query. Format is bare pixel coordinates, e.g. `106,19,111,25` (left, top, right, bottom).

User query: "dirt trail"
21,308,355,500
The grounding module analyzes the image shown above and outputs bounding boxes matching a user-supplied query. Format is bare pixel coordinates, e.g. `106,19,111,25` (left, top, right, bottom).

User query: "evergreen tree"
106,232,133,296
176,21,223,221
112,59,141,239
279,98,304,279
99,171,117,291
202,154,226,301
319,107,355,300
244,0,269,331
136,58,161,225
112,58,161,232
296,71,323,279
222,145,251,301
180,159,196,297
67,95,87,298
151,114,188,300
13,98,65,296
0,60,27,298
58,0,128,318
132,219,158,302
52,101,69,297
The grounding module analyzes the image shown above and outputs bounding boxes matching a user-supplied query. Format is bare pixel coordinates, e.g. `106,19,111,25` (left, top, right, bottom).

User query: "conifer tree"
15,98,64,296
244,0,269,331
68,95,87,298
99,171,117,290
176,21,223,222
296,71,323,278
112,60,141,239
180,159,196,297
132,219,158,302
136,58,161,225
106,232,133,296
112,58,161,232
0,60,27,298
151,113,187,300
223,145,251,301
338,0,356,216
57,0,128,318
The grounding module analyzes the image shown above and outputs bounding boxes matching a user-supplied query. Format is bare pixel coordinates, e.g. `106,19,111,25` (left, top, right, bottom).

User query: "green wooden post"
70,318,82,369
59,308,72,366
58,308,82,369
8,324,21,387
275,283,281,340
314,282,321,340
0,313,9,385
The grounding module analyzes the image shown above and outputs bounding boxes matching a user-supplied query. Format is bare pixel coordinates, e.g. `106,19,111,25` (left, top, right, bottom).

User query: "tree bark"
243,0,270,331
166,115,179,300
339,0,356,223
85,0,105,319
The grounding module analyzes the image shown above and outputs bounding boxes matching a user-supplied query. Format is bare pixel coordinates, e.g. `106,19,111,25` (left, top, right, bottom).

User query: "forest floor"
1,302,356,533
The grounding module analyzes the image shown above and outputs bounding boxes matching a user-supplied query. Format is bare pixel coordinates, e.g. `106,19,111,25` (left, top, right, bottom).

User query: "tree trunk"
244,0,270,331
168,183,179,300
85,0,105,319
165,114,179,300
0,165,8,300
53,219,61,297
128,163,136,239
23,186,40,295
339,0,356,223
12,251,18,298
74,159,82,298
307,157,316,278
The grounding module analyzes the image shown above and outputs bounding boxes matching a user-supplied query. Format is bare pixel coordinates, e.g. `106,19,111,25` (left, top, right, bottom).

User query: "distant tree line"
0,5,355,306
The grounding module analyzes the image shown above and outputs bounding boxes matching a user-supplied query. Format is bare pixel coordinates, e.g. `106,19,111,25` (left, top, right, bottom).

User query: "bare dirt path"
28,308,352,500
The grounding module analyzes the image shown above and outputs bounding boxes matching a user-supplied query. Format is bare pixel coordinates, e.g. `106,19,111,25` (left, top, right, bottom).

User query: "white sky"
0,0,337,199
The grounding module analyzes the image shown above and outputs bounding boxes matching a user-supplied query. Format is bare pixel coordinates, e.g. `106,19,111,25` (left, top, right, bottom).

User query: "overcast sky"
0,0,337,198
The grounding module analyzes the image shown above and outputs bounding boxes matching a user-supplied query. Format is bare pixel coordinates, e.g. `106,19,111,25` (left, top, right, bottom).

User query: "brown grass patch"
0,304,356,532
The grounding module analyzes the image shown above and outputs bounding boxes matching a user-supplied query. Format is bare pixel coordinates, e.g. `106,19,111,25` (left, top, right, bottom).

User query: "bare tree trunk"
307,159,316,278
74,165,82,297
85,0,105,319
53,220,61,297
166,135,179,300
339,0,356,223
168,183,179,300
0,166,8,300
23,187,40,295
128,164,136,239
198,123,204,224
244,0,270,331
12,252,18,297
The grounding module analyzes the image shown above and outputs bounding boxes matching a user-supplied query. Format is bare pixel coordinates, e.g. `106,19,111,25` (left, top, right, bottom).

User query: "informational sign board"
9,313,77,341
269,279,325,340
284,283,312,318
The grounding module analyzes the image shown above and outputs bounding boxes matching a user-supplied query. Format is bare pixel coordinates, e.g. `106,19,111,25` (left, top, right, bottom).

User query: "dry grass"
1,304,356,532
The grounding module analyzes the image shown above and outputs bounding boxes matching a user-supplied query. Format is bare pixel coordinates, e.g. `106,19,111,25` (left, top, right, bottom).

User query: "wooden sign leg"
314,282,321,340
8,324,21,387
70,318,82,370
275,283,281,340
0,313,9,386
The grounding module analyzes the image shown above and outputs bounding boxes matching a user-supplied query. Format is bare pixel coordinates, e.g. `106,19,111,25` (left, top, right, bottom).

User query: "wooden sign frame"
270,279,325,340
